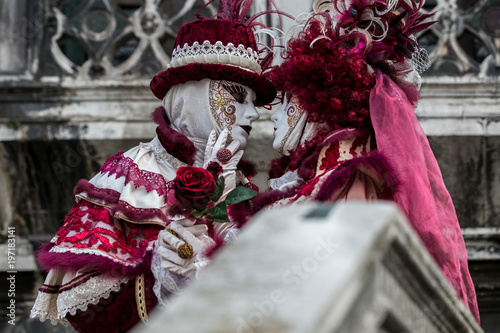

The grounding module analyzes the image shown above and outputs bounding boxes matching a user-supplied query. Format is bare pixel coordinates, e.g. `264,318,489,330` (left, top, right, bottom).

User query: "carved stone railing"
0,0,219,80
419,0,500,77
137,202,483,333
413,0,500,136
1,0,500,142
0,0,218,142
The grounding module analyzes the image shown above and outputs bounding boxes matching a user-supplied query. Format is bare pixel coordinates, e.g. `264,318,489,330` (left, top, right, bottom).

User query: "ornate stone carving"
420,0,500,77
44,0,217,79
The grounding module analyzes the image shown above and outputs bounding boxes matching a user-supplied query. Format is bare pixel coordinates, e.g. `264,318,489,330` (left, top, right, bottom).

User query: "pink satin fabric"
370,70,480,321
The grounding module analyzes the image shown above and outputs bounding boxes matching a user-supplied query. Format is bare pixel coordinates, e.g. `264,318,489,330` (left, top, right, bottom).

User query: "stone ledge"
463,228,500,260
1,79,499,139
0,121,156,141
138,203,482,333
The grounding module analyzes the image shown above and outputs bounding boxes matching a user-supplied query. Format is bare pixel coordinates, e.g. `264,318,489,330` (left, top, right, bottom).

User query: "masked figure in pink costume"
244,0,479,321
30,1,283,331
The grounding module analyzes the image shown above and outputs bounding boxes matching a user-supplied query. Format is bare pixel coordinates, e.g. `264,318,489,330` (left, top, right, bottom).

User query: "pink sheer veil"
370,69,480,321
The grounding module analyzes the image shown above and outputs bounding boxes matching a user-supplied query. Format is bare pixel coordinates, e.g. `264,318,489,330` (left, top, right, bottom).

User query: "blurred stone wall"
0,0,499,332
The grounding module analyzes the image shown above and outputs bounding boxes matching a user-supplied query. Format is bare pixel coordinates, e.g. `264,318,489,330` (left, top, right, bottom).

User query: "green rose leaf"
192,209,207,219
211,176,225,202
207,201,227,217
206,214,231,223
225,186,257,206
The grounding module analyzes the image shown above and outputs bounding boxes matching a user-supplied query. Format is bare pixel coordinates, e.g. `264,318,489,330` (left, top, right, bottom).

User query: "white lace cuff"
151,244,190,308
30,274,128,326
268,170,303,191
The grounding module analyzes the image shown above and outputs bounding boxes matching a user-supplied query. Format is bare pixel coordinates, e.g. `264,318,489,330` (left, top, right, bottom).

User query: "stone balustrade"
136,202,483,333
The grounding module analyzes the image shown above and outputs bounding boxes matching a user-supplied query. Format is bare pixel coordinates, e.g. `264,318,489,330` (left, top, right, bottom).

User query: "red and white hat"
150,1,281,106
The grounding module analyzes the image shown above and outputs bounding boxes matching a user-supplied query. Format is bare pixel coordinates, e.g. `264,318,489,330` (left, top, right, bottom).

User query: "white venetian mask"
313,0,335,14
208,80,260,149
271,94,308,155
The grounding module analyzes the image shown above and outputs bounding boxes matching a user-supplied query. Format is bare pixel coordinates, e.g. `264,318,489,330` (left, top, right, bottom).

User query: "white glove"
171,217,208,237
157,219,214,279
203,129,244,199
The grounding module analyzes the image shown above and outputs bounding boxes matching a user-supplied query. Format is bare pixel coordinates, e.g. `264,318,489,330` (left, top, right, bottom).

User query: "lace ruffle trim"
49,245,145,267
30,292,70,327
151,248,188,308
75,184,168,227
169,40,261,74
150,235,213,308
173,40,258,62
100,152,169,198
31,275,128,326
60,275,128,317
268,170,303,191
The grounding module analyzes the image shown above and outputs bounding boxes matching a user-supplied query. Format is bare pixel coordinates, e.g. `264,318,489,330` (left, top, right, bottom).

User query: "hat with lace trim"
150,0,287,106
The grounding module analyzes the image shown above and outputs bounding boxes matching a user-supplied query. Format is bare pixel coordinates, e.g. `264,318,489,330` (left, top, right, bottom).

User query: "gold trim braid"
135,274,148,324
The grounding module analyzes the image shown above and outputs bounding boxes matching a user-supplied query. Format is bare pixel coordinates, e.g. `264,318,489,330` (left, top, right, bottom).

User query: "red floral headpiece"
327,0,436,66
270,16,375,130
271,1,436,128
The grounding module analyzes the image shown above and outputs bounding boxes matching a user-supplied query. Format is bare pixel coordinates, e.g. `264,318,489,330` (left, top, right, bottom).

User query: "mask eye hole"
277,92,285,104
316,0,333,13
222,82,248,104
278,92,292,104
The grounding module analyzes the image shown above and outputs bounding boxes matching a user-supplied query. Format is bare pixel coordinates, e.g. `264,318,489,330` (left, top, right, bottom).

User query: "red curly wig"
270,17,375,130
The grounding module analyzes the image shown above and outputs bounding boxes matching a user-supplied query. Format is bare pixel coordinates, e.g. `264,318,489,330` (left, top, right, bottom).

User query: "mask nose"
271,111,279,123
246,105,260,122
271,101,287,123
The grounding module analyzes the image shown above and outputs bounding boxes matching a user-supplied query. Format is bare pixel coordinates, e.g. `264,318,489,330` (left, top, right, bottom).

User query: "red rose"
173,166,216,211
206,161,223,179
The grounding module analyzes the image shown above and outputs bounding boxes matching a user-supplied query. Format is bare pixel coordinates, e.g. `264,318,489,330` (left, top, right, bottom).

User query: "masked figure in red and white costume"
30,1,282,331
246,0,480,322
